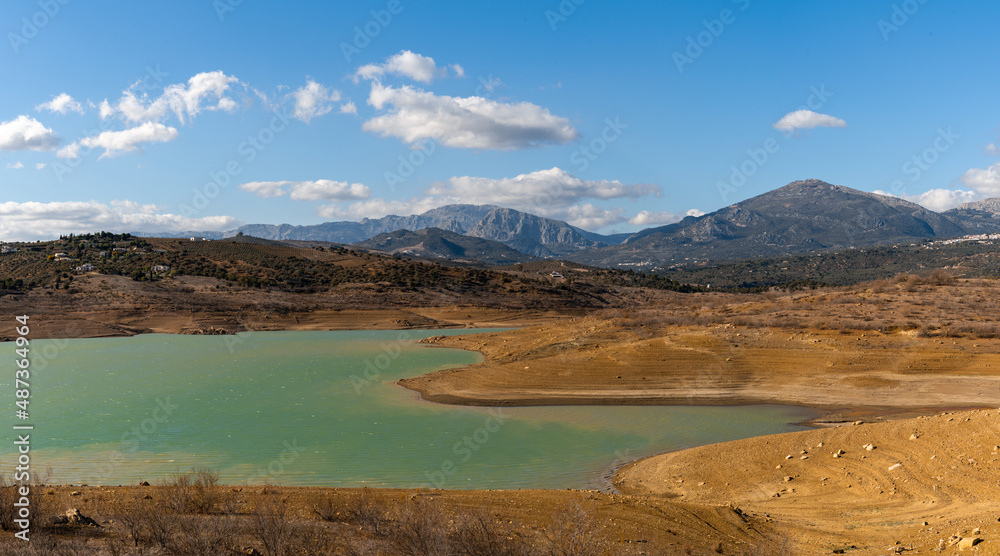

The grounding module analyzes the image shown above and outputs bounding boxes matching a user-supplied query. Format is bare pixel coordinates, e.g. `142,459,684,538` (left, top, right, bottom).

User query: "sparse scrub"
545,501,602,556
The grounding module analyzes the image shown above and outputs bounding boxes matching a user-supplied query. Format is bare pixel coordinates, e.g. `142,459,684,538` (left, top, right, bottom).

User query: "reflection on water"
1,330,816,489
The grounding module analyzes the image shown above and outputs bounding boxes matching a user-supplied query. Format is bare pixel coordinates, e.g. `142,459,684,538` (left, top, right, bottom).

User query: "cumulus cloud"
288,79,342,123
874,188,983,212
564,204,625,229
962,162,1000,198
0,115,59,151
772,110,847,133
36,93,85,114
5,162,24,169
318,167,661,231
628,210,683,227
58,122,179,159
102,71,241,124
339,101,358,115
354,50,459,83
317,197,445,221
35,163,45,170
0,200,241,242
426,167,659,209
240,180,371,201
363,83,578,149
985,143,1000,157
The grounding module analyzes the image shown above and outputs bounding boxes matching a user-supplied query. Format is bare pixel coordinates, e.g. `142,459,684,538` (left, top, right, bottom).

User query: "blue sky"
2,0,999,241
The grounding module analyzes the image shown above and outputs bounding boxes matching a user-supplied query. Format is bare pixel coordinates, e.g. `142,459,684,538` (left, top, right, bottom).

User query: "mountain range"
140,180,1000,268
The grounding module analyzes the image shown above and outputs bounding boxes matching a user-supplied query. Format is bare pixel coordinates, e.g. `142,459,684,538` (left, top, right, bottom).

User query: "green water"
1,330,816,489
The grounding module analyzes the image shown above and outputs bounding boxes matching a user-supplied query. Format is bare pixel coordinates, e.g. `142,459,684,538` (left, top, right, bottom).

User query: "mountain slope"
570,179,969,267
136,204,621,257
352,228,538,265
942,198,1000,234
465,208,607,257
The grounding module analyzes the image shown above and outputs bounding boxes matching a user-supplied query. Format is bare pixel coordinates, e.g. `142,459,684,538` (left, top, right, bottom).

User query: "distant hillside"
138,204,623,258
352,228,538,265
464,208,607,257
570,179,969,268
943,198,1000,234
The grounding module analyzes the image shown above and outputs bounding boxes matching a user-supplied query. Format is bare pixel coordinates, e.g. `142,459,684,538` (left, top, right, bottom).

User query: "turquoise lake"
1,330,816,490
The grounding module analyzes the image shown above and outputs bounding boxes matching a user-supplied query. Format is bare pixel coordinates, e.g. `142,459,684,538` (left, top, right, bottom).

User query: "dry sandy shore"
400,316,1000,418
616,408,1000,554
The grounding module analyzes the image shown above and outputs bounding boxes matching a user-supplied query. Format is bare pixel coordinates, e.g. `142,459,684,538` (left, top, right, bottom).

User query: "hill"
943,197,1000,234
352,227,538,265
570,179,969,268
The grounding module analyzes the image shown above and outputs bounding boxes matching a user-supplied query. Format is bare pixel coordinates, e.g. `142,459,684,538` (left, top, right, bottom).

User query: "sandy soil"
4,484,779,554
616,407,1000,554
400,317,1000,414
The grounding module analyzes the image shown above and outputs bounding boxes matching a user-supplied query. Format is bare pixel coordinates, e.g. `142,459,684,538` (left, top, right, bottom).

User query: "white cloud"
0,200,241,242
103,71,241,124
564,204,625,229
772,110,847,133
240,180,371,201
0,115,59,151
687,208,706,217
58,122,179,159
317,197,444,221
354,50,458,83
962,162,1000,197
363,83,578,150
5,162,24,169
339,101,358,115
426,167,659,210
288,79,342,124
874,188,982,212
629,210,683,226
99,99,115,119
317,168,660,231
985,143,1000,157
35,163,45,170
36,93,85,115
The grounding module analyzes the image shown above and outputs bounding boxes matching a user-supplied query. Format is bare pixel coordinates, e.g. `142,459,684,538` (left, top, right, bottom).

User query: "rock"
139,480,150,486
888,463,902,471
70,491,80,496
816,442,824,448
784,476,793,482
863,444,876,451
801,456,809,460
833,452,841,458
63,508,100,527
785,455,793,459
800,450,808,454
958,537,982,549
910,434,919,440
853,421,864,425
